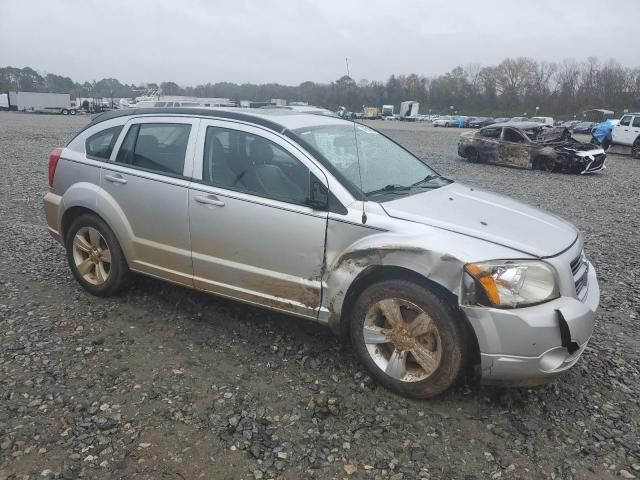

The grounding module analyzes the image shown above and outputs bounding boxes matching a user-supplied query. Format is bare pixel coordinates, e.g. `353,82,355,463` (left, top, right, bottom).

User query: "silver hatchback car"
43,108,599,398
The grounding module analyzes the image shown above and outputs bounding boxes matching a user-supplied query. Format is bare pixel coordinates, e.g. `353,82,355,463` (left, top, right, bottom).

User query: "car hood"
381,183,578,258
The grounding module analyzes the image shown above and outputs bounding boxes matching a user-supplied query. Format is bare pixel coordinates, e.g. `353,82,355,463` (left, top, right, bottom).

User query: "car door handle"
104,174,127,184
194,195,225,207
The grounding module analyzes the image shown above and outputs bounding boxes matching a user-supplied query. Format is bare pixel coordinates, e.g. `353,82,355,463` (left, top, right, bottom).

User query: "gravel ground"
0,112,638,480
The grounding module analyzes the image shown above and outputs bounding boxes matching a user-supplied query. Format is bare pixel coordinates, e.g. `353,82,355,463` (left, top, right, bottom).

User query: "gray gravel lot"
0,112,638,480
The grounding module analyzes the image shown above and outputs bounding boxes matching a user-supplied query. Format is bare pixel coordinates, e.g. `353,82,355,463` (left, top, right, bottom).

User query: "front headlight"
463,260,559,308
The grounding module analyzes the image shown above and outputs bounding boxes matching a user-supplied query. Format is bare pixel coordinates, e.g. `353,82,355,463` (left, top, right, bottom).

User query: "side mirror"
305,174,329,210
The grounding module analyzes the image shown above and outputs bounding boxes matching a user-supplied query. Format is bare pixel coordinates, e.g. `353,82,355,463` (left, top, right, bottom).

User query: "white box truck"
381,104,395,120
399,101,419,121
8,92,76,115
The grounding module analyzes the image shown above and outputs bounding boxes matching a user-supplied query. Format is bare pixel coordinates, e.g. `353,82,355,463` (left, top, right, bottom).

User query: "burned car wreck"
458,121,606,173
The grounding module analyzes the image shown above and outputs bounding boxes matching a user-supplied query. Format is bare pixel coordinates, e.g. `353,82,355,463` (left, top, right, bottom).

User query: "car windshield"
293,123,445,199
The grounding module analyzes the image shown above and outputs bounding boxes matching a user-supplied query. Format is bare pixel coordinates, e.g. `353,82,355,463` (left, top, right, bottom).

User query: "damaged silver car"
44,108,600,398
458,121,606,173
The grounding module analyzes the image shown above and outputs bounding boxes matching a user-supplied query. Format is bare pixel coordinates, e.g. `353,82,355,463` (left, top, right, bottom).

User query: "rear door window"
85,126,123,160
115,123,191,176
632,116,640,128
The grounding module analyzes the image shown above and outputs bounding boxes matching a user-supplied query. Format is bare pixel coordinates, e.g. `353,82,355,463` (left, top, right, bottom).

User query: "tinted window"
480,128,500,138
85,126,122,160
115,123,191,176
620,115,632,127
203,126,309,205
632,116,640,128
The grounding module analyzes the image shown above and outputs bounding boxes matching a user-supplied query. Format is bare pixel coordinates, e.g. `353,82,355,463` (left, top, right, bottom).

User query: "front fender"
321,226,527,333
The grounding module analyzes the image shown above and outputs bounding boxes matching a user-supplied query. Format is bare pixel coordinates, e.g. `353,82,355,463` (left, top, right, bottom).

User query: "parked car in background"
509,116,529,122
433,115,456,127
469,117,495,128
452,117,469,128
43,107,600,399
611,113,640,158
571,122,597,134
530,116,555,126
493,117,510,124
562,120,581,129
458,121,606,173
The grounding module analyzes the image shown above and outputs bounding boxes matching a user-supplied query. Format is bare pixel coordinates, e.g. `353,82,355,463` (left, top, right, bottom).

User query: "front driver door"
188,120,329,319
499,128,531,168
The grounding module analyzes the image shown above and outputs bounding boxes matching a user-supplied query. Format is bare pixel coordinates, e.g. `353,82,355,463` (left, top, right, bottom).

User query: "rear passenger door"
188,120,329,319
99,116,199,286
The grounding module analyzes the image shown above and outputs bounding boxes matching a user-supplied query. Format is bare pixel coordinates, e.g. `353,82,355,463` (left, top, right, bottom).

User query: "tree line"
1,56,639,117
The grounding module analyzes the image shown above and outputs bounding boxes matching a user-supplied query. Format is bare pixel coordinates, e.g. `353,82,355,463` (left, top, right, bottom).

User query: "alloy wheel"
72,227,111,285
363,298,442,382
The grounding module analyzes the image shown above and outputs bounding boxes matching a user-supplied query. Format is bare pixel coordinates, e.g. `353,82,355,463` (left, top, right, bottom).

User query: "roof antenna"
345,57,367,224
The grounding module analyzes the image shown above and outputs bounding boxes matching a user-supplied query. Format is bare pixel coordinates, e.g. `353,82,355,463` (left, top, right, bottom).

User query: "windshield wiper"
411,174,442,187
365,184,412,196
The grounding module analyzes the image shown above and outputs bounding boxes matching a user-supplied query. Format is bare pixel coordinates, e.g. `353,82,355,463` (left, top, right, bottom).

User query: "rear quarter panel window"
85,126,123,160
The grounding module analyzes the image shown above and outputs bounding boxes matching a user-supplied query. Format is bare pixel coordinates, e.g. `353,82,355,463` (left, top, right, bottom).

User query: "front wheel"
534,156,557,172
65,214,130,296
465,147,480,163
350,280,465,399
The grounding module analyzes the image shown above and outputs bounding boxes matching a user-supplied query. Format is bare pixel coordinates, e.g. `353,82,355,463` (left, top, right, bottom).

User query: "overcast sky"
2,0,639,86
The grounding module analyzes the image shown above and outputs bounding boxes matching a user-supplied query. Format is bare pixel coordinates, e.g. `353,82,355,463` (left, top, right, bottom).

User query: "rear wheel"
61,109,69,115
65,214,129,296
632,137,640,159
350,280,465,399
70,109,76,115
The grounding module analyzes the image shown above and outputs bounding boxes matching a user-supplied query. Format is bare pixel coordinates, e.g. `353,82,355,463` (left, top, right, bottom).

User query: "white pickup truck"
611,113,640,158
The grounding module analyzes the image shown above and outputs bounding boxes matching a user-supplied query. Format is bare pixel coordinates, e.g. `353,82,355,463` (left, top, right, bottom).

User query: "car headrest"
249,139,273,165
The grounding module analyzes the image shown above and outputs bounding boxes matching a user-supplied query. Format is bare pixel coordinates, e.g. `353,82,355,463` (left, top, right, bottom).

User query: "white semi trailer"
8,92,75,115
399,101,419,121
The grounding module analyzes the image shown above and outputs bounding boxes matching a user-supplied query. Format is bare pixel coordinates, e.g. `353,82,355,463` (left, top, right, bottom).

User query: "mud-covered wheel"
350,280,465,399
465,147,479,163
632,137,640,159
534,156,557,172
65,214,130,296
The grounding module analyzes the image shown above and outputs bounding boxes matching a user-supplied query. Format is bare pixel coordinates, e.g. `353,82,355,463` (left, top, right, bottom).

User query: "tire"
445,123,450,128
632,137,640,159
61,109,69,115
70,109,76,115
65,214,130,296
465,147,479,163
350,280,466,399
534,156,557,172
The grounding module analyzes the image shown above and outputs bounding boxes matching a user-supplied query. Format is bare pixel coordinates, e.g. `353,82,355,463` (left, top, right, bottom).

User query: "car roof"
85,107,346,134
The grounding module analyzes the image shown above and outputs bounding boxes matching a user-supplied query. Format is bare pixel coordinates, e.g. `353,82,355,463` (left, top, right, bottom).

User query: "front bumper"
462,262,599,386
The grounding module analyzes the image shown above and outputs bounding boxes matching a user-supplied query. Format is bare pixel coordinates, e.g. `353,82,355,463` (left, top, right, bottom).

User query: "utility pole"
345,58,350,78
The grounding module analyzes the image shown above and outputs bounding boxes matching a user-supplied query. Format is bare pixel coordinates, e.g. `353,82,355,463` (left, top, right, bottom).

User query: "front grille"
570,251,589,302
